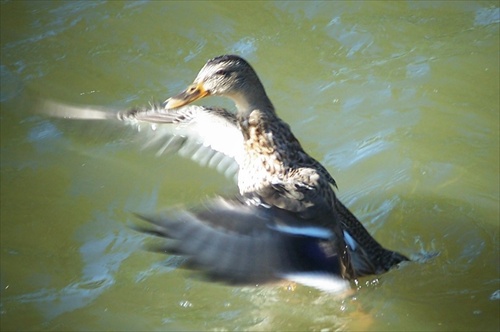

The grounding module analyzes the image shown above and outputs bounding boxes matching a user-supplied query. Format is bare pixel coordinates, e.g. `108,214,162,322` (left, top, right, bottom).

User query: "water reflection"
474,7,500,26
0,65,24,102
3,209,142,321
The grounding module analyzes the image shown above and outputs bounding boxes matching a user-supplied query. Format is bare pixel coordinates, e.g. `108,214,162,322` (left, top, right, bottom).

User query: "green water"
1,1,499,331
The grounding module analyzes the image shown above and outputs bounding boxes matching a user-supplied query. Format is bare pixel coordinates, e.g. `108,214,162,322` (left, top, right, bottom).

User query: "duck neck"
231,88,276,118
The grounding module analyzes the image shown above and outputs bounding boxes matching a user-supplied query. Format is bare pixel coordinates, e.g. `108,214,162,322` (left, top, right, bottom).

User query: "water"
1,1,499,331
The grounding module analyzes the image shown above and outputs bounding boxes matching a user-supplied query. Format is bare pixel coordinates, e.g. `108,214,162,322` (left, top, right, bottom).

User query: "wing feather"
38,100,243,179
135,197,347,288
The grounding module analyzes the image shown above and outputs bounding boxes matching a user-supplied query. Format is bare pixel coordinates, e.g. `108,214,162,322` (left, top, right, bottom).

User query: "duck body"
235,107,406,276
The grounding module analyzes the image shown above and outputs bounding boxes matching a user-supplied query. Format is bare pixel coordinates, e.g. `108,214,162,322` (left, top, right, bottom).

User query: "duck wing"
38,100,243,179
135,196,351,293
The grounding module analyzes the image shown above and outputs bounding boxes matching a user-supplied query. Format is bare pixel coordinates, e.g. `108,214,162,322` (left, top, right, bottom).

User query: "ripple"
474,7,500,26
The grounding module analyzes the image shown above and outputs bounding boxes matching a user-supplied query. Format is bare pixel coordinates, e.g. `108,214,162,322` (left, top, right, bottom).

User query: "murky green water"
1,1,499,331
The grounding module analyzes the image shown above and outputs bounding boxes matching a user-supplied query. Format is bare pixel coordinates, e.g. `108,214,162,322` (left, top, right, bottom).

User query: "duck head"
164,55,272,113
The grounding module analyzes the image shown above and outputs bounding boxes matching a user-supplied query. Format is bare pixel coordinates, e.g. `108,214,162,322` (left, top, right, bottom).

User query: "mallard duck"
135,55,409,292
40,55,409,292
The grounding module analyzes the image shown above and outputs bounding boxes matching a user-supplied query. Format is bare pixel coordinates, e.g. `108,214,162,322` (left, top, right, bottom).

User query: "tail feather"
335,199,409,277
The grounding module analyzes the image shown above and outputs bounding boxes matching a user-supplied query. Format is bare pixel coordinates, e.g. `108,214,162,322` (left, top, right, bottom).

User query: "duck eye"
215,69,227,76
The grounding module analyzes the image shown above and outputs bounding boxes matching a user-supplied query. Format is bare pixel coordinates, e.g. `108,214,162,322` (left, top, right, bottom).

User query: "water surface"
1,1,499,331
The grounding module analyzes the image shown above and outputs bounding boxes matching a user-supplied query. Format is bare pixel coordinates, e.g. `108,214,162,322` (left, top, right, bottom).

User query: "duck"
133,55,409,292
40,55,409,292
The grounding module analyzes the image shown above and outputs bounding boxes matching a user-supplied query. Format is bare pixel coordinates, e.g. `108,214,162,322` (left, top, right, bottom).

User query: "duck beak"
163,82,210,109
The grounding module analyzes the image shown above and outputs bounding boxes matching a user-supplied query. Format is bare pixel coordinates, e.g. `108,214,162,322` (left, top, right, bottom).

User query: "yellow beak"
164,82,210,109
